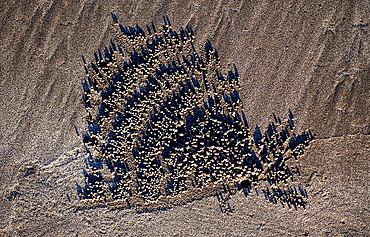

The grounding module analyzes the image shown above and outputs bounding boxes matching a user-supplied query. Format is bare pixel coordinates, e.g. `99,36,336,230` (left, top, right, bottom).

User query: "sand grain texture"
0,0,369,236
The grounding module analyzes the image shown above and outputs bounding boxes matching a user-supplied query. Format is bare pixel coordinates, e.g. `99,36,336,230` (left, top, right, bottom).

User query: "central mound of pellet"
78,14,313,212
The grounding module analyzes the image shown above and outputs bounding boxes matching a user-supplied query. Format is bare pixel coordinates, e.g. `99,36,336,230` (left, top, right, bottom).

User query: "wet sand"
0,0,369,236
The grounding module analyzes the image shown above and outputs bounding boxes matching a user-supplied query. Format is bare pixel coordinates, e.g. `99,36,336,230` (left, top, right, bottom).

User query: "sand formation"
78,14,314,212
